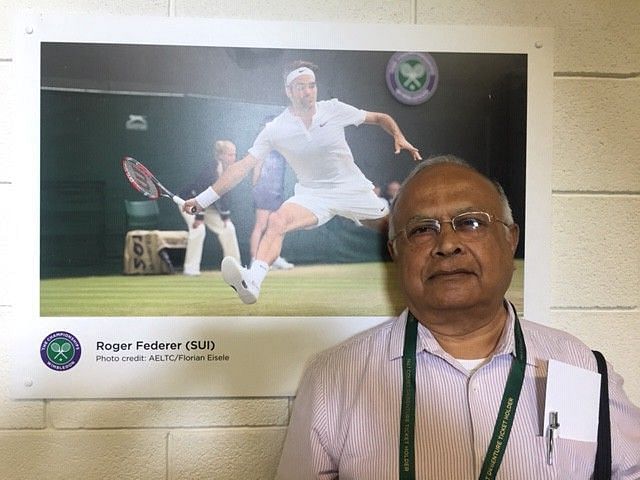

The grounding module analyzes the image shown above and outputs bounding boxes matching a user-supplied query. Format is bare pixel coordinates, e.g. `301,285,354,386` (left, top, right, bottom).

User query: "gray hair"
388,155,514,240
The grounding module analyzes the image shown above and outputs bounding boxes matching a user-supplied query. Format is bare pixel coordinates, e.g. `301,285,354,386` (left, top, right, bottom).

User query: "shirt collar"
494,302,536,367
388,302,536,367
389,310,410,361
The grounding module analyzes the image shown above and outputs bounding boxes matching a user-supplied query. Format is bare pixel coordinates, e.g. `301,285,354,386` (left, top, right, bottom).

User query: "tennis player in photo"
182,60,422,304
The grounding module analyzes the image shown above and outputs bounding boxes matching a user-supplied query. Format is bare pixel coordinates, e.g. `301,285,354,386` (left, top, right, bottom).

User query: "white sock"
249,260,269,287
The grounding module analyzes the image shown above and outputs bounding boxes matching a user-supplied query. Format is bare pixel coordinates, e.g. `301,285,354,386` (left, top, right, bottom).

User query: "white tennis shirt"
248,99,373,191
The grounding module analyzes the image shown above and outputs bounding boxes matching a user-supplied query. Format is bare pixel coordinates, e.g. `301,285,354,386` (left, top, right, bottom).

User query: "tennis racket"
122,156,197,213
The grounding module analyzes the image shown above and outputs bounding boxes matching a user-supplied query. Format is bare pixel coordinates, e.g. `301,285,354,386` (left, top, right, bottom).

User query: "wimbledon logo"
386,52,439,106
40,331,82,371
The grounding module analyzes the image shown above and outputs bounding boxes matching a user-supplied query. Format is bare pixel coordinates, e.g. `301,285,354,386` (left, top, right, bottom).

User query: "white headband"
285,67,316,86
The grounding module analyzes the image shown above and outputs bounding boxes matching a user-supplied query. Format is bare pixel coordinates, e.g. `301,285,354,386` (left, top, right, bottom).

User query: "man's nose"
433,222,463,257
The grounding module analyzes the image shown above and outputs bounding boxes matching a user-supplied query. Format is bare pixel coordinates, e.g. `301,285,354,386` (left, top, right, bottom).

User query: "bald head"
388,156,514,240
214,140,237,170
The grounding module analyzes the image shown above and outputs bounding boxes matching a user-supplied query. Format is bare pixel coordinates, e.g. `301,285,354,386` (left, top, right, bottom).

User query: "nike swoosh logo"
319,122,328,127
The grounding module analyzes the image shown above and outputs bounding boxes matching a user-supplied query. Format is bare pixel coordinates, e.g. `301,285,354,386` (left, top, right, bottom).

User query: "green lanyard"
399,306,527,480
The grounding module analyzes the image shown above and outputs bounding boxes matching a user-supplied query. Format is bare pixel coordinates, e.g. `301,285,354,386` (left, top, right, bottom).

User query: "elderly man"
183,60,420,303
276,156,640,479
177,140,241,276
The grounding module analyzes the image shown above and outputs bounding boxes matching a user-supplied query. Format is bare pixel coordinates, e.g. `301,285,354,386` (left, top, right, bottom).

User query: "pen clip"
546,411,560,465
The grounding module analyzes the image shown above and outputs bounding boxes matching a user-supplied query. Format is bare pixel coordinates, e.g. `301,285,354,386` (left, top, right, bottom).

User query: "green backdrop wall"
40,90,391,277
40,49,526,277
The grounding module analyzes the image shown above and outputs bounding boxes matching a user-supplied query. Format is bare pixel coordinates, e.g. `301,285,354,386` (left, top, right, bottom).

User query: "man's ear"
508,223,520,255
387,240,397,260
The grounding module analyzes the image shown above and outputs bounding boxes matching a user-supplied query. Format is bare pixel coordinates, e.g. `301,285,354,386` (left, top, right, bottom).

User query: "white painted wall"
0,1,638,478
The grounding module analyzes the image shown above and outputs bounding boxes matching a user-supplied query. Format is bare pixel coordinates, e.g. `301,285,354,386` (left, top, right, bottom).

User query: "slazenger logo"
40,331,82,371
386,52,439,106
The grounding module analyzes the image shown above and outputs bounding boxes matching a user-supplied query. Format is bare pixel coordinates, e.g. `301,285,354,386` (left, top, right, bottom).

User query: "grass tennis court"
40,260,524,317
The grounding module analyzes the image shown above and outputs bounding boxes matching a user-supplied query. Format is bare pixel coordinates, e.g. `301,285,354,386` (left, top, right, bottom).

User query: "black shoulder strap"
592,350,611,480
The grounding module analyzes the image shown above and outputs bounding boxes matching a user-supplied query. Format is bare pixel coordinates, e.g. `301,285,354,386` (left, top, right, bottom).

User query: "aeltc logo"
386,52,439,106
40,331,82,371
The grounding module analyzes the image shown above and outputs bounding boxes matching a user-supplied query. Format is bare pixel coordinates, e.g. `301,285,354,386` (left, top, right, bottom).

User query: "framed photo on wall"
9,14,553,398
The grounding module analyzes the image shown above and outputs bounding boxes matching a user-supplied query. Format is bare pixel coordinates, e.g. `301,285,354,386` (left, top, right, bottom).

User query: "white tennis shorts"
284,183,390,227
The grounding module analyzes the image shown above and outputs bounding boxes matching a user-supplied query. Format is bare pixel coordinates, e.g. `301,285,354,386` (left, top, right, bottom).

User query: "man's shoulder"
521,317,588,346
316,99,366,127
317,98,355,110
520,317,597,369
265,109,288,126
308,317,397,371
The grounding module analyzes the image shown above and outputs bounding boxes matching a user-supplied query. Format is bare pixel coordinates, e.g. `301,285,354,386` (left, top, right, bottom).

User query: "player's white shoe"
271,256,294,270
221,257,260,304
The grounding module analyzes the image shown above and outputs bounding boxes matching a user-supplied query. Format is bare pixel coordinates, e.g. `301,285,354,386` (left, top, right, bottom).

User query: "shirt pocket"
554,437,597,478
531,435,596,479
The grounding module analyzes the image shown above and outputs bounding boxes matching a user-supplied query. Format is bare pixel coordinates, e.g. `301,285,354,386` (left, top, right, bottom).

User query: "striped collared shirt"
277,305,640,479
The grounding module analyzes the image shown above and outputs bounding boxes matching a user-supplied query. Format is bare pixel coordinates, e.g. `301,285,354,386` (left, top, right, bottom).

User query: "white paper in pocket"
543,359,601,442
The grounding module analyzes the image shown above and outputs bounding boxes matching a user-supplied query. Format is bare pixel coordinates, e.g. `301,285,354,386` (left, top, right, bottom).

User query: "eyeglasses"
390,211,511,247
